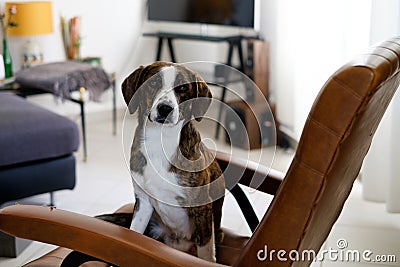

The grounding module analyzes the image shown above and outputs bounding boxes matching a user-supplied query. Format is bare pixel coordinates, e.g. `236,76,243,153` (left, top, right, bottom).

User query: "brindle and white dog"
122,61,225,262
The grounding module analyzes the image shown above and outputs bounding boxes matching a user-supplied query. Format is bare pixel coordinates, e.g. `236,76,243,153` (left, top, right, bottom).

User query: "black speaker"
225,104,249,149
260,111,276,147
245,40,269,100
225,101,263,149
225,100,276,149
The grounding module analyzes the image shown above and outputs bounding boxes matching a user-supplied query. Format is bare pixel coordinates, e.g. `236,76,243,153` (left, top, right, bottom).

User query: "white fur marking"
149,66,179,125
143,122,182,163
197,221,216,262
152,201,192,240
130,176,154,234
162,66,177,90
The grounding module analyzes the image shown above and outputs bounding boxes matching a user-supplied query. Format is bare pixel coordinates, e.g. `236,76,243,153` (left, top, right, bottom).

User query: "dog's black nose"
157,104,174,119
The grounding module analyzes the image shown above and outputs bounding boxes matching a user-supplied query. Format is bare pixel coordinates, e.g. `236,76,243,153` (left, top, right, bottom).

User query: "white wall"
362,0,400,212
259,0,372,138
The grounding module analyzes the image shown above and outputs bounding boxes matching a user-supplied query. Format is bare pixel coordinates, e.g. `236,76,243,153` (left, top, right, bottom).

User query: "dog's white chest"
140,123,185,203
142,123,181,170
135,122,192,237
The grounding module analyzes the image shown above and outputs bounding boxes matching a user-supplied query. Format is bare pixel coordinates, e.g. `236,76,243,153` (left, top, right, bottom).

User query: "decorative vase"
3,38,13,78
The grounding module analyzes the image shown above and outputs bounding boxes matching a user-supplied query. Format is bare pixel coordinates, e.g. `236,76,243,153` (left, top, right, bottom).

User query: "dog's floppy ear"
122,65,146,114
192,72,212,122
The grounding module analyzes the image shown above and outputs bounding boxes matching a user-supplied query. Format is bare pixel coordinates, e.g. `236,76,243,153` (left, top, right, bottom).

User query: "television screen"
147,0,256,29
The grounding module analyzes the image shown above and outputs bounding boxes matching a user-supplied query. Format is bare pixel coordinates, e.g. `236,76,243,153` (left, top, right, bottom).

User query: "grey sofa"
0,92,79,206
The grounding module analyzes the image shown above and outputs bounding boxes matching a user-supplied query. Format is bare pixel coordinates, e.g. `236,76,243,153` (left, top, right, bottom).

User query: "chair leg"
61,250,115,267
230,184,259,232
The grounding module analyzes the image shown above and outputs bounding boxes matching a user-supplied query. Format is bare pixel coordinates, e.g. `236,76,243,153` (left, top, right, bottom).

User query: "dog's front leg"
130,183,153,234
196,221,216,262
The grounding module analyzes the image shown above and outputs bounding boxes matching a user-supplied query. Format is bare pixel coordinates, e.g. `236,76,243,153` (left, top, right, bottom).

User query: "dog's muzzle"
150,103,175,124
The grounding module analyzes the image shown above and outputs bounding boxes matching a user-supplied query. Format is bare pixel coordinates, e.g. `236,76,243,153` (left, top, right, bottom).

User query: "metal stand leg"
167,38,176,62
80,101,87,162
215,86,227,139
227,41,234,66
237,40,245,72
155,37,176,63
111,73,117,135
227,40,245,72
49,192,55,206
156,37,163,61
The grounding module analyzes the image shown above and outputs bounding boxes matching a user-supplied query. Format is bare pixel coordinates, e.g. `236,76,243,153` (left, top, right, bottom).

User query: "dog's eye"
150,80,158,87
175,86,188,94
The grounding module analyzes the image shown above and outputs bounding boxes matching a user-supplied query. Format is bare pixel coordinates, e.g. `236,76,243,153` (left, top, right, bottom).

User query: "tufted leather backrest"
236,37,400,267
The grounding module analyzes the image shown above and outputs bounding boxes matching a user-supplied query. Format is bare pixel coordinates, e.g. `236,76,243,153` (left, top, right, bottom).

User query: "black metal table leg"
79,101,87,162
167,38,176,62
227,41,234,66
215,85,227,139
156,37,163,61
111,73,117,135
237,40,245,73
49,192,55,206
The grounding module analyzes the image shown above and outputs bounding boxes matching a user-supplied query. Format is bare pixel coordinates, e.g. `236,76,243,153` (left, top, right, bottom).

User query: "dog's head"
122,61,212,126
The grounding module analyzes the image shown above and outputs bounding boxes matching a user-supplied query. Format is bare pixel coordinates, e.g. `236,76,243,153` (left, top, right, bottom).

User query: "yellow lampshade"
5,1,53,36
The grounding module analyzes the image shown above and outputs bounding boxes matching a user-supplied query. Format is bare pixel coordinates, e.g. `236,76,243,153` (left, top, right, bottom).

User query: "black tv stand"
143,31,261,71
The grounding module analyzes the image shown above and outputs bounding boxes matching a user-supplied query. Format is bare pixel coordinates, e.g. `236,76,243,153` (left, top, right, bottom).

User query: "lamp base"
22,40,43,69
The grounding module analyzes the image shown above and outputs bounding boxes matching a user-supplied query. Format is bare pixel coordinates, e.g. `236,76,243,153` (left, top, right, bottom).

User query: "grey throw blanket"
15,61,111,101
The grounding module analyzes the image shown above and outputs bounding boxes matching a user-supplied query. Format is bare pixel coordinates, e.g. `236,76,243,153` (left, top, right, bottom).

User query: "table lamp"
5,1,53,68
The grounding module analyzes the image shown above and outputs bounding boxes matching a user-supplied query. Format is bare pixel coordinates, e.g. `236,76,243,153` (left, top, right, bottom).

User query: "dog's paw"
197,241,216,263
215,228,224,244
198,252,216,263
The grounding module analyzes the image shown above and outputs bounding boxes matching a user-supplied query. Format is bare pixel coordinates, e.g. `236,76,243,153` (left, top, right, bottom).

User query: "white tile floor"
1,99,399,266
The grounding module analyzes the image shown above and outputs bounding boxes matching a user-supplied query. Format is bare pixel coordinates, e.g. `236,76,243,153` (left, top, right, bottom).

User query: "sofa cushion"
0,93,79,167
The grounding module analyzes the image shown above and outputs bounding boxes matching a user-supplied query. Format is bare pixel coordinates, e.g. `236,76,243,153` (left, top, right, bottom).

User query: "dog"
121,61,225,262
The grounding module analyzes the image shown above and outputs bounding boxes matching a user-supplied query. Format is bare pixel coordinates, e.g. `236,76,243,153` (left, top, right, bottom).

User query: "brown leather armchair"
1,36,400,267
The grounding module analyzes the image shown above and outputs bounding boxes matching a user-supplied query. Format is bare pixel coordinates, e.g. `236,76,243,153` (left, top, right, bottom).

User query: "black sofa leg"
50,192,55,206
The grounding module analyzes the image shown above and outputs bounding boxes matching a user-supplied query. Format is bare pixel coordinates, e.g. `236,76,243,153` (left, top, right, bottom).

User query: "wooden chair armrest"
214,150,285,195
0,205,224,267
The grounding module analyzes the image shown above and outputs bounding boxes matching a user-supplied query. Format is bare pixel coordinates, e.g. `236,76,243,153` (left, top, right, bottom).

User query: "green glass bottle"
3,39,12,78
